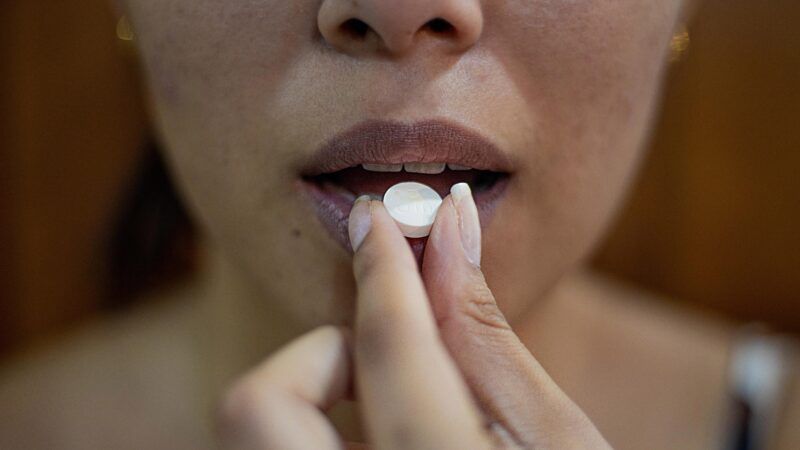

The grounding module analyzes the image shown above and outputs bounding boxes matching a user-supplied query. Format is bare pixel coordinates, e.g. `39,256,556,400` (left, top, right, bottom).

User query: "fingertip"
354,199,418,267
366,198,399,233
348,195,373,252
423,194,464,274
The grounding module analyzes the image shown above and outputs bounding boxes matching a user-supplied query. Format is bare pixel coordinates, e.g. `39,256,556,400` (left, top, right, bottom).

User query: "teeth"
361,162,473,173
447,163,472,171
362,163,403,172
404,162,446,174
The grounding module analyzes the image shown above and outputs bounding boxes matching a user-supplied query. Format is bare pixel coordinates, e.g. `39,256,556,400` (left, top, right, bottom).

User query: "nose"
318,0,483,57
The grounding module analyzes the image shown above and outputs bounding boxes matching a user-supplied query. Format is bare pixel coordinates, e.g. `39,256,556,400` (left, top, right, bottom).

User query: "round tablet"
383,181,443,238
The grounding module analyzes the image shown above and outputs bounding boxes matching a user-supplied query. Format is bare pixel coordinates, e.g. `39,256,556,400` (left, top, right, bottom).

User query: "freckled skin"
119,0,691,330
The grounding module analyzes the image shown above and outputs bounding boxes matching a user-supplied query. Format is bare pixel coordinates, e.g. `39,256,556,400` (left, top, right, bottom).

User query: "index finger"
348,196,490,450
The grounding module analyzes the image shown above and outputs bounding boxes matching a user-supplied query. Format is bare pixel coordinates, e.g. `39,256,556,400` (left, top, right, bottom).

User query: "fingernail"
348,195,372,252
450,183,481,267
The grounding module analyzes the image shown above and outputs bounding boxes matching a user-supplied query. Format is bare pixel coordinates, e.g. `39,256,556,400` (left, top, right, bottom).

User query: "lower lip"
297,175,510,267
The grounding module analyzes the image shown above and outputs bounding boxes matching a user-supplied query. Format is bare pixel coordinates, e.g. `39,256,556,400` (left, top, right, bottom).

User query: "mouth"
296,119,514,266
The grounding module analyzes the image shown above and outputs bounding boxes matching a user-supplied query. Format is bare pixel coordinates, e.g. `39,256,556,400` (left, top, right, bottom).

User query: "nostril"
425,18,455,35
340,18,371,39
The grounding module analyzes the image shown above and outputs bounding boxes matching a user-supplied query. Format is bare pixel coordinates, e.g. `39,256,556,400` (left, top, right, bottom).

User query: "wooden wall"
0,0,798,357
593,0,800,331
0,0,147,354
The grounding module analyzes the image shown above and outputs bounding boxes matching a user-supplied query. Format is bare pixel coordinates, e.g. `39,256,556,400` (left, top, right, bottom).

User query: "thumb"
422,183,600,448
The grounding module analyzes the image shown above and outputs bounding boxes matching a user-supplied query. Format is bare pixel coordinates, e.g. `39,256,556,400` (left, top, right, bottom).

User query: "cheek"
499,0,677,227
128,0,311,111
124,2,361,325
480,1,681,317
126,0,318,223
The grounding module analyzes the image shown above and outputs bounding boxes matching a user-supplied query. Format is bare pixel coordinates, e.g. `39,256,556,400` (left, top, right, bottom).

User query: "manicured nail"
450,183,481,267
348,195,372,252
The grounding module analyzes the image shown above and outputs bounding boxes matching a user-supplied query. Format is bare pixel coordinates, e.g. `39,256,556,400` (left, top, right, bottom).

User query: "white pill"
383,181,443,238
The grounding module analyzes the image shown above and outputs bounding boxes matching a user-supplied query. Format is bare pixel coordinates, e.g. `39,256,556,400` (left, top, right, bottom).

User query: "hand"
214,184,612,449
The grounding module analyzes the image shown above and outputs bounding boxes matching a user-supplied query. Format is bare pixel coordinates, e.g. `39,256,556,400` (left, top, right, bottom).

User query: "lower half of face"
123,0,687,328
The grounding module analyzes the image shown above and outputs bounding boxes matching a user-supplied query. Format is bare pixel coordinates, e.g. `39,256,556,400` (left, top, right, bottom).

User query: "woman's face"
121,0,689,328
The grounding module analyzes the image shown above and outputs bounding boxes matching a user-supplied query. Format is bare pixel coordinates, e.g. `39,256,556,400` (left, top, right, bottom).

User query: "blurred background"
0,0,798,361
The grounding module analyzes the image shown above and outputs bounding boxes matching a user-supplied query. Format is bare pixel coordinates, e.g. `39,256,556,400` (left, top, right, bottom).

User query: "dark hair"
104,136,197,308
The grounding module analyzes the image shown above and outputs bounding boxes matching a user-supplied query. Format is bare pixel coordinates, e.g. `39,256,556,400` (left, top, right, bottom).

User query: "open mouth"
306,162,508,200
296,119,514,266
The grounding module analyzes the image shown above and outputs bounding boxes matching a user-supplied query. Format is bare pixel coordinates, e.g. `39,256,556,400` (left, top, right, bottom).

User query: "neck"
191,237,302,408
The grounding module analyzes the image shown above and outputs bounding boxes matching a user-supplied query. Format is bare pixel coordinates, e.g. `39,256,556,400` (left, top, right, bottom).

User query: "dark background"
1,0,798,359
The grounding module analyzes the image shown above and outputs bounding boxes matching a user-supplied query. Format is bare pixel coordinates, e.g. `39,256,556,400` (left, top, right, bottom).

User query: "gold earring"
116,15,135,42
670,24,690,63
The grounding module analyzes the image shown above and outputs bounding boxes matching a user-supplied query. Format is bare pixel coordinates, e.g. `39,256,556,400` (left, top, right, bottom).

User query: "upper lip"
299,119,515,176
